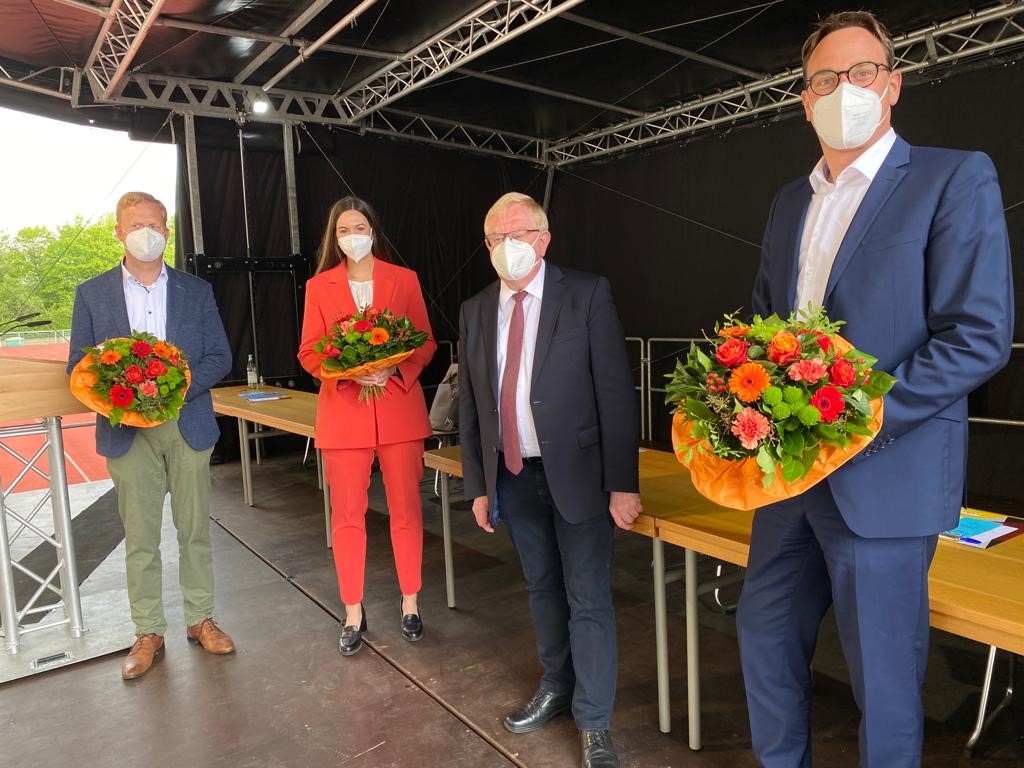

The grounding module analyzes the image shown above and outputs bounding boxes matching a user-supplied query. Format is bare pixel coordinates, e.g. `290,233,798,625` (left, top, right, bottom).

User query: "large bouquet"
70,331,190,427
665,308,895,510
314,305,428,401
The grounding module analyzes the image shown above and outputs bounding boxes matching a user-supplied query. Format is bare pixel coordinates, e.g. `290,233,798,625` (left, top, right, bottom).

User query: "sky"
0,106,177,234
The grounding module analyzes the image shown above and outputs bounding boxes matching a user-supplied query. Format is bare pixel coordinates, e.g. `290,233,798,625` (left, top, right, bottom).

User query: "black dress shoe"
339,606,367,657
580,729,618,768
503,689,571,734
400,602,423,642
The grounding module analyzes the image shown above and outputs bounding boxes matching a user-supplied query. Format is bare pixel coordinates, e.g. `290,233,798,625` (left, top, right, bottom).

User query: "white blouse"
349,280,373,311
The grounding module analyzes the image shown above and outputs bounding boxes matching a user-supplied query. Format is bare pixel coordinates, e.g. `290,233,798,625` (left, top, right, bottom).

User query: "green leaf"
685,398,715,422
693,345,713,372
781,456,806,483
756,445,777,478
844,421,874,437
781,430,805,457
801,444,820,472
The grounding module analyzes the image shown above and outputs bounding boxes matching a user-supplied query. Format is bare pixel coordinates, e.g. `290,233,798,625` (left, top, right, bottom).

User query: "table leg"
321,451,332,550
685,547,701,750
966,645,1016,752
440,470,455,609
653,537,671,733
237,418,253,507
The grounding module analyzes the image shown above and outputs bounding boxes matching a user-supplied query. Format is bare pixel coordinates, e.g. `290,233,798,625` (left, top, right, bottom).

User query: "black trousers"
497,458,617,729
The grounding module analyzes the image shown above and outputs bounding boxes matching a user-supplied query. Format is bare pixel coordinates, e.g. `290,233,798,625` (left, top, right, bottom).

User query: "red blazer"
298,259,437,449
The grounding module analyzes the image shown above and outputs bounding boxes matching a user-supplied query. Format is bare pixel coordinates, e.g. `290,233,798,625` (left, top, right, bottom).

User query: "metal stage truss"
0,418,85,659
2,1,1022,165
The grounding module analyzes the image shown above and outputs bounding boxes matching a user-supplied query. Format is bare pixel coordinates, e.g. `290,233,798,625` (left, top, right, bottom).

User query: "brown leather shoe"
122,634,164,680
186,618,236,654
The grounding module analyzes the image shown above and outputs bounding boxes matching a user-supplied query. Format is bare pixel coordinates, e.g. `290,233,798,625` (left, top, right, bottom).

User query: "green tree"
0,215,176,330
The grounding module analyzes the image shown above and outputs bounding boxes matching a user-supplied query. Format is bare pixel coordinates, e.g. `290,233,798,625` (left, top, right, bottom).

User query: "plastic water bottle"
246,354,258,389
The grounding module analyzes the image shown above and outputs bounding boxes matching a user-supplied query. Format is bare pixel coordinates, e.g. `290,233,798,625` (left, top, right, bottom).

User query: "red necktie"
500,291,527,475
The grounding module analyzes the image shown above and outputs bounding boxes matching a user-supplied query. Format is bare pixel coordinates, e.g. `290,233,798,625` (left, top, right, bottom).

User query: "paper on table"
940,516,1016,548
237,390,289,401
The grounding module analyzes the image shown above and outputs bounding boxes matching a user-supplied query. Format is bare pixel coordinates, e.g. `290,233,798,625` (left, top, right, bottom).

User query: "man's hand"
609,491,643,531
472,495,494,533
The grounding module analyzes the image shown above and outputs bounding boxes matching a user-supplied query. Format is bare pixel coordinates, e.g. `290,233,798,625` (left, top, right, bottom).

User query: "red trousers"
321,440,424,605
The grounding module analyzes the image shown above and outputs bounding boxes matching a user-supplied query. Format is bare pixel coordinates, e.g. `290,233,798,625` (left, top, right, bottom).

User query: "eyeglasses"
483,229,541,249
806,62,890,96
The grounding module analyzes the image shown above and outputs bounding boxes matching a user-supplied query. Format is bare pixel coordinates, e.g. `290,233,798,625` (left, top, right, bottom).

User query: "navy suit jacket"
753,136,1014,537
68,264,232,458
458,263,639,524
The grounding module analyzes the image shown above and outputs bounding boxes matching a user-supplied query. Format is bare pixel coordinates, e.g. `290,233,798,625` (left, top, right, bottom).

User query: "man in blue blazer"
737,12,1014,767
69,192,234,679
459,193,642,768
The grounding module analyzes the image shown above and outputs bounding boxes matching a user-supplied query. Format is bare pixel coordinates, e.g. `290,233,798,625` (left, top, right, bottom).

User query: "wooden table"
211,386,331,543
424,445,1024,753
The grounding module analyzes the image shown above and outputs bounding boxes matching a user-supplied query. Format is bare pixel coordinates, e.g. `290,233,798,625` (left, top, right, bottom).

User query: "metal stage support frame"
0,418,85,657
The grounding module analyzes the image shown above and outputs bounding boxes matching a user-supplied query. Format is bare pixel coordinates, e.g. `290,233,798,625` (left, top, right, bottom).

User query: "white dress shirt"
496,260,545,459
349,280,373,311
121,261,168,338
795,128,897,312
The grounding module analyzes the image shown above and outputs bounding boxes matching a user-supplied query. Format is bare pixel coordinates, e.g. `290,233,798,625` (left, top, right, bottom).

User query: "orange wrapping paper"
69,352,191,428
671,335,885,510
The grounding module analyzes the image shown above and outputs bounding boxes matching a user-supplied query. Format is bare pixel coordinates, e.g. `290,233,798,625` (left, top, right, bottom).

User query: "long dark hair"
315,195,392,274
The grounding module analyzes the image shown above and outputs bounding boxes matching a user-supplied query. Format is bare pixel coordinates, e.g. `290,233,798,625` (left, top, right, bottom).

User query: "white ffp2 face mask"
338,233,374,263
491,235,540,281
811,82,890,150
124,228,167,262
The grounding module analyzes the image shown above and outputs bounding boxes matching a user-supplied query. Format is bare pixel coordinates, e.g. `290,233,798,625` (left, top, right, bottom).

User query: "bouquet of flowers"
314,305,428,401
70,331,190,427
665,308,895,510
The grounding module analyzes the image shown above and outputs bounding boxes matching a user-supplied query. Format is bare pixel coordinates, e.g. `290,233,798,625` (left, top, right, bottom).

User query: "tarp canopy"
2,1,1022,163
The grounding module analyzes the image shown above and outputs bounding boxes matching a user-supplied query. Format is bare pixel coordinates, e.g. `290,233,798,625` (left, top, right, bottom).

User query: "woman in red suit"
298,196,436,656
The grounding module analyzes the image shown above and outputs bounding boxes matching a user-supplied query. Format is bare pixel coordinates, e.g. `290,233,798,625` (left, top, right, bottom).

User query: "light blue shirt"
121,260,168,338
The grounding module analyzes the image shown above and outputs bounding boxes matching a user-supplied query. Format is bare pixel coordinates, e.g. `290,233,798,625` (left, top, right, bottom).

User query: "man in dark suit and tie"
69,191,234,680
738,12,1014,767
459,192,642,768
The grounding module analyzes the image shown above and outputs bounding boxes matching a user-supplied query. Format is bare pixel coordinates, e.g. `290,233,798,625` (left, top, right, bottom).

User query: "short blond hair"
485,192,549,231
116,191,168,225
801,11,895,79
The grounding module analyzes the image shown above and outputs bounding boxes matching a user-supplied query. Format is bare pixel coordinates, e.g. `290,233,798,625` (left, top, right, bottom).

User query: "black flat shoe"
580,729,618,768
339,606,367,657
400,602,423,642
503,689,571,734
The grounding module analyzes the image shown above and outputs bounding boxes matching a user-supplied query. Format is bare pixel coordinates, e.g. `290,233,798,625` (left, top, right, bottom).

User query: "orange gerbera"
153,341,173,359
99,349,122,365
729,362,770,402
368,327,390,346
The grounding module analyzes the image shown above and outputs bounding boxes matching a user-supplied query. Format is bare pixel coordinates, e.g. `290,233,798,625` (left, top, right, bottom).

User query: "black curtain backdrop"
178,60,1023,505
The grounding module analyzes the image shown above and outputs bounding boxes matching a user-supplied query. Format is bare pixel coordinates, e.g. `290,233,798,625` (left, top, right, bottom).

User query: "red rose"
829,359,857,388
146,358,168,377
323,342,341,358
110,384,135,408
715,338,749,368
810,386,844,423
363,306,381,322
353,320,373,333
123,365,145,384
131,341,152,357
812,330,832,353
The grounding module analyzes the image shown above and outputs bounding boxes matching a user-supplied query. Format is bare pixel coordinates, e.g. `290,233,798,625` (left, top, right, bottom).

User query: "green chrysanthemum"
797,405,821,426
771,403,792,420
783,386,805,405
762,386,783,407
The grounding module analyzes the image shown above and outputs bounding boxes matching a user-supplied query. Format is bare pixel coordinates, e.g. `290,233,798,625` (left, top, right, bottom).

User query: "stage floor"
2,446,1021,766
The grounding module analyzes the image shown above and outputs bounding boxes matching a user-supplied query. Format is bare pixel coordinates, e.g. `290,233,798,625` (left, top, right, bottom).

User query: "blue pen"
959,537,983,545
940,533,983,545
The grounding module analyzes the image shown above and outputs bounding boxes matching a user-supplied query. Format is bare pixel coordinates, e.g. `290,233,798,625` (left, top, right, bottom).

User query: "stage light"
252,98,270,115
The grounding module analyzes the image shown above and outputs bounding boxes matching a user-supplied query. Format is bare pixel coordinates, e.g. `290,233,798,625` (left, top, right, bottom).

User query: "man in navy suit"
69,192,234,679
459,193,642,768
737,11,1014,767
